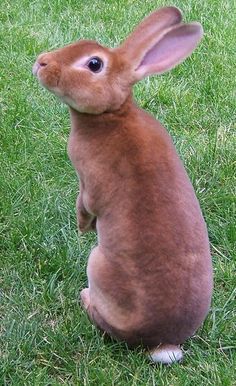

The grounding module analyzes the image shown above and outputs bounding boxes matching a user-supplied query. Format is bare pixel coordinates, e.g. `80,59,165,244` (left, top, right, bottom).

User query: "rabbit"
33,6,213,364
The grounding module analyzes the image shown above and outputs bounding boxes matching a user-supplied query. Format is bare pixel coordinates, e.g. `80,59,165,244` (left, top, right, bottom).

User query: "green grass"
0,0,235,384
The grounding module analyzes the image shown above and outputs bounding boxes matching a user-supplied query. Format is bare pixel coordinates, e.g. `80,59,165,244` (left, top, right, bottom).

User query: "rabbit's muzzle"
32,61,47,76
33,56,61,90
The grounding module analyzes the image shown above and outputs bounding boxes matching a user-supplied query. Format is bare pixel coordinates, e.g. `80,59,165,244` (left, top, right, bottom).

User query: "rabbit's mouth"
32,62,41,76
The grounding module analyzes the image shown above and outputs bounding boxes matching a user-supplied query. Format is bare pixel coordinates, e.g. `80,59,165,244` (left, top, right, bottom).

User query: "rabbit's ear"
133,23,203,80
119,6,183,61
117,7,203,82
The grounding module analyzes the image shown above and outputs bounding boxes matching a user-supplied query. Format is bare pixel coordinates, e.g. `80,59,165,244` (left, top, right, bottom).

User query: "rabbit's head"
33,40,130,114
33,7,203,114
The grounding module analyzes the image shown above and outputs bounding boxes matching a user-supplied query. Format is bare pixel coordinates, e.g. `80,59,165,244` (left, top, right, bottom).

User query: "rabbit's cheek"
38,66,61,89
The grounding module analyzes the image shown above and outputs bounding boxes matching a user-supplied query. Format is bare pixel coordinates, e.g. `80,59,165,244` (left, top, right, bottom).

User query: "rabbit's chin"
60,95,112,115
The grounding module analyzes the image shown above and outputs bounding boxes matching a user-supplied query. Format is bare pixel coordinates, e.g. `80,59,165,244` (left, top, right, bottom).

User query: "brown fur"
33,6,213,352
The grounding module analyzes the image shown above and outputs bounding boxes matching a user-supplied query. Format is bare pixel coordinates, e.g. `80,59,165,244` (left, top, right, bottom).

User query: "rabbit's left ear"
133,23,203,81
117,9,203,83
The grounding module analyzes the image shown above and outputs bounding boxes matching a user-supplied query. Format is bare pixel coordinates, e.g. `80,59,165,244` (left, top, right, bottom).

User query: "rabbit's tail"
148,344,183,364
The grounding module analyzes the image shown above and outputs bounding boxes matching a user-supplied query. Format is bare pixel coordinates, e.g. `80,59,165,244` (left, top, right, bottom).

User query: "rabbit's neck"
69,94,136,135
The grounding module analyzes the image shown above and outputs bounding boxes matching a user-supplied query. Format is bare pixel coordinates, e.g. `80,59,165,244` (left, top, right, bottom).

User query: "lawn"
0,0,235,385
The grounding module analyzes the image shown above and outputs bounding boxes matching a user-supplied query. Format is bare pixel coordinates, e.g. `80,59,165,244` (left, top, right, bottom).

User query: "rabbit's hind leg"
80,288,90,310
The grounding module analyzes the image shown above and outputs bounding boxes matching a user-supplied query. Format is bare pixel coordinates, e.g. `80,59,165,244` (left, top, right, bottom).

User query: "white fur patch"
149,345,183,364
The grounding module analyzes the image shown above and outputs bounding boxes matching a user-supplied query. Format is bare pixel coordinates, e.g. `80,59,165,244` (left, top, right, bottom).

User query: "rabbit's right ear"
116,6,203,82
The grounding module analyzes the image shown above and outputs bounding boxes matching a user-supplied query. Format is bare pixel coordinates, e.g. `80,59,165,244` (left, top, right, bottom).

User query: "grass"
0,0,235,384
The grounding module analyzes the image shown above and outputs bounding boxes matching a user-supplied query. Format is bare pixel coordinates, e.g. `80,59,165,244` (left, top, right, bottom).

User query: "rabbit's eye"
87,57,103,73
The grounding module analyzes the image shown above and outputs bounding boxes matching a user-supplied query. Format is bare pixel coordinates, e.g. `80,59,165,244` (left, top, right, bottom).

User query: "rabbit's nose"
32,60,48,76
39,61,48,67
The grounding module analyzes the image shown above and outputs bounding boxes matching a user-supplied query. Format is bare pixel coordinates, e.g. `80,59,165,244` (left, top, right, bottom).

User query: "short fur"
33,6,213,361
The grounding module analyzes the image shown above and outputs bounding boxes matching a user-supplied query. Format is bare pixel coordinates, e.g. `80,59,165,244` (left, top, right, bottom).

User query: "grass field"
0,0,235,384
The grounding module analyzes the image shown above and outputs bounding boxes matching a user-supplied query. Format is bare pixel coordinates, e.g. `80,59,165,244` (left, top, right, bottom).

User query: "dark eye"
87,57,103,73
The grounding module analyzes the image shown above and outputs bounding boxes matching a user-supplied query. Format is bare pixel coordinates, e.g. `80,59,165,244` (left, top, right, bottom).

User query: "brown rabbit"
33,6,213,364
